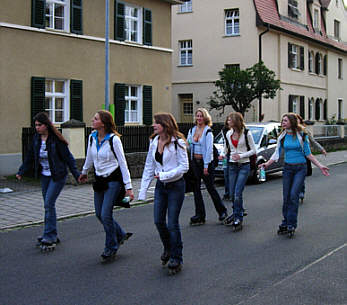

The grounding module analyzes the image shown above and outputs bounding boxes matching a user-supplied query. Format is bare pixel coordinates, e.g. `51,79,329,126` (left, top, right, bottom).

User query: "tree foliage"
208,62,281,116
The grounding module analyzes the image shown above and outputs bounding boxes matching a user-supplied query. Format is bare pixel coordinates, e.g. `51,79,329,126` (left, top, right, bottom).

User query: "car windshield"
214,126,264,145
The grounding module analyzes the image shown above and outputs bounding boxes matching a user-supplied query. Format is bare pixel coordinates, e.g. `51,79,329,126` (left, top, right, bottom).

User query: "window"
313,9,319,29
336,0,339,7
179,40,192,66
179,0,192,13
338,99,343,120
225,9,240,36
315,98,322,120
45,79,68,123
338,58,343,79
288,43,304,70
289,95,299,113
288,0,299,19
308,51,314,72
315,53,322,74
124,85,141,123
334,20,340,39
308,98,314,120
45,0,69,31
225,64,240,70
323,99,328,120
183,102,193,115
124,4,142,43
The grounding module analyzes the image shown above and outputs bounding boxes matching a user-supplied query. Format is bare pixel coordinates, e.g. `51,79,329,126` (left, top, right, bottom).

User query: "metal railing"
312,125,341,139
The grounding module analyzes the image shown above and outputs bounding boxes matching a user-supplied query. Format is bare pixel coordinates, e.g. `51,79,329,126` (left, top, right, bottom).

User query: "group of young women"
17,108,329,274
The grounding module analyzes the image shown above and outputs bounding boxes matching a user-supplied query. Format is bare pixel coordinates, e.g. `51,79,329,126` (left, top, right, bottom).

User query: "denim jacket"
18,133,80,182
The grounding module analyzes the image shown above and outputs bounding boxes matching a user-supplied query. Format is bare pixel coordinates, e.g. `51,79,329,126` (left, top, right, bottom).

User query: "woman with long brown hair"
17,112,80,251
187,108,228,225
222,112,256,231
79,110,134,261
261,113,329,237
139,113,189,275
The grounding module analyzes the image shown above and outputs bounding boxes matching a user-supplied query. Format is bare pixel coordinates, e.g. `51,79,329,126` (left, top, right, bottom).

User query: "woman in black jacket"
17,112,80,250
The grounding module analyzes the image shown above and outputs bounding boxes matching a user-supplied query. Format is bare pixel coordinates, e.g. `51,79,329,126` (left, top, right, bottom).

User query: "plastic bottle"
122,196,130,204
259,166,266,182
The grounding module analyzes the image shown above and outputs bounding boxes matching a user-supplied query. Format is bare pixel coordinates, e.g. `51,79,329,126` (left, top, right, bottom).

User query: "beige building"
0,0,180,175
171,0,347,124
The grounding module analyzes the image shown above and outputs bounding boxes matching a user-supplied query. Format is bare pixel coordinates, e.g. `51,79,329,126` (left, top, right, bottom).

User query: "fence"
312,125,341,139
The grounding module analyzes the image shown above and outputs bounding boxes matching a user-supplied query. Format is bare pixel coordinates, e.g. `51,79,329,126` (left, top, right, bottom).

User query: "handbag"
305,157,312,176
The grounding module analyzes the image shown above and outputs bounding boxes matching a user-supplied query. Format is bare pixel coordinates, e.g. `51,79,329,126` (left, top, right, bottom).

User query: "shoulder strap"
108,136,118,160
244,128,250,151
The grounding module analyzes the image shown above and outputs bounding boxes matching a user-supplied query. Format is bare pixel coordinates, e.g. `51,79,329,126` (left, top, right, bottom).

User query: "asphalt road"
1,163,346,305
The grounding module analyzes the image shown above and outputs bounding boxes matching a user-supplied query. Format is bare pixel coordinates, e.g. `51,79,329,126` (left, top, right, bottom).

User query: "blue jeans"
154,178,185,263
94,181,126,251
228,163,250,221
192,159,227,218
40,175,67,242
282,163,307,228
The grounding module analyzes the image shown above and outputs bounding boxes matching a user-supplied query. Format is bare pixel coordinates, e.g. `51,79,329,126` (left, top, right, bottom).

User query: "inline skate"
168,258,182,275
190,215,205,226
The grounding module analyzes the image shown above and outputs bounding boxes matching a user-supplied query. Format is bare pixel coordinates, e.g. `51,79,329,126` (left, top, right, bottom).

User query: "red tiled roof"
253,0,347,52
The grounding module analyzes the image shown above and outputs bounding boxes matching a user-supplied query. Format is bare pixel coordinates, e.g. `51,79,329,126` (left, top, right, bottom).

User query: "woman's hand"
322,149,327,157
319,166,330,177
126,189,134,201
258,162,268,169
231,154,241,161
78,174,88,183
16,174,22,180
203,168,209,176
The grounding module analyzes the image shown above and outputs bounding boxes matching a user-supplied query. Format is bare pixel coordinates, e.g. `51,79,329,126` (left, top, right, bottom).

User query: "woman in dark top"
17,112,80,250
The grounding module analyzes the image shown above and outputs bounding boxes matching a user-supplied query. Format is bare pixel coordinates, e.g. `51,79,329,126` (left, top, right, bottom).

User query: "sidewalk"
0,150,346,230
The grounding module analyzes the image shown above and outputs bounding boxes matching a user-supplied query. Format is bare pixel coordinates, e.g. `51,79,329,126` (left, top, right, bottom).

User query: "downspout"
258,24,270,121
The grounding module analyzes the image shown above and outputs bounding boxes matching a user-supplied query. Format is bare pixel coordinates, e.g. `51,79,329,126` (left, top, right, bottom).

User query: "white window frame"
179,40,193,66
318,53,322,74
334,20,340,40
179,0,192,13
45,0,70,31
124,3,143,44
225,9,240,36
308,50,314,72
288,0,299,19
313,9,319,29
292,96,298,113
124,85,142,124
45,79,69,124
289,44,299,69
308,98,314,120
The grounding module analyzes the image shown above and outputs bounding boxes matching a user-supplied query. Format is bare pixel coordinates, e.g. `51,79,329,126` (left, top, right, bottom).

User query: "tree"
208,61,281,117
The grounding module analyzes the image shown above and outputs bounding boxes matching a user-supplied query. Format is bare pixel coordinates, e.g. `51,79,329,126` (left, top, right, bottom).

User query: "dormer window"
313,9,319,29
288,0,300,19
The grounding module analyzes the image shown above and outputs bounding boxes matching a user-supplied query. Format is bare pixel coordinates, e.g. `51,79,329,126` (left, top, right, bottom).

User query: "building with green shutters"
0,0,181,175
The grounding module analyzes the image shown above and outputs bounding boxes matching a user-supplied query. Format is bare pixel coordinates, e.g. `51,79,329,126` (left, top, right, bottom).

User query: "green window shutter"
300,46,304,70
323,99,328,120
70,80,83,121
143,85,152,125
288,95,294,112
323,55,327,76
315,53,319,74
143,8,152,46
288,43,292,68
300,96,305,118
31,77,45,126
70,0,83,34
114,83,125,126
115,1,125,41
31,0,45,28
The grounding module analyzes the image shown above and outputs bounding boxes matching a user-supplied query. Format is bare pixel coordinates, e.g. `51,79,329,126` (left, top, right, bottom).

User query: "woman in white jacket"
139,113,189,274
79,110,134,261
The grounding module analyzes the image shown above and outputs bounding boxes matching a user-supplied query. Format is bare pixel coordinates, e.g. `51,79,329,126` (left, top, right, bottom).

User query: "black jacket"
18,133,80,182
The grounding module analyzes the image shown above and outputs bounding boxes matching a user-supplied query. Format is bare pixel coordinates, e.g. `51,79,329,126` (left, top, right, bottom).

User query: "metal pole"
105,0,110,110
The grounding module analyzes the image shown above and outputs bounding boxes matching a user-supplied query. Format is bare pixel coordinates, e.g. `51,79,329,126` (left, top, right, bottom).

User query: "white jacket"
138,136,189,201
225,128,257,163
82,132,132,190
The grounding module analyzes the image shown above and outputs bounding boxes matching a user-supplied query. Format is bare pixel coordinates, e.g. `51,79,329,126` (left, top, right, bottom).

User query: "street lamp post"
105,0,110,110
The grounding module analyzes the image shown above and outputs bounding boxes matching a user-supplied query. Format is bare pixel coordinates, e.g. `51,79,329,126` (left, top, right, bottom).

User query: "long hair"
150,112,187,148
195,108,212,127
33,112,68,145
227,112,245,134
281,112,304,137
97,110,121,137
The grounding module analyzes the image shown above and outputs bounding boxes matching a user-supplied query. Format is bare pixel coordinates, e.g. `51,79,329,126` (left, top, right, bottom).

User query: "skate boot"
101,248,117,263
37,236,60,248
190,215,205,226
119,232,133,246
232,219,243,232
223,214,234,226
168,258,182,275
218,211,228,223
277,224,288,235
40,239,58,252
287,226,295,238
160,251,170,266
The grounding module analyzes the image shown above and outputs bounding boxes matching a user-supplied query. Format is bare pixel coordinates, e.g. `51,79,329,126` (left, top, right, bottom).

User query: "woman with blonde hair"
187,108,227,225
222,112,256,231
139,113,189,275
261,113,329,237
79,110,134,261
